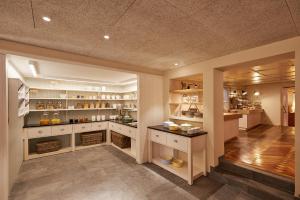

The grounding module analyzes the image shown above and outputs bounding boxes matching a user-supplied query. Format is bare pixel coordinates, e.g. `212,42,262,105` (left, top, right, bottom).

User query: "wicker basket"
36,140,62,154
80,131,106,146
111,131,131,149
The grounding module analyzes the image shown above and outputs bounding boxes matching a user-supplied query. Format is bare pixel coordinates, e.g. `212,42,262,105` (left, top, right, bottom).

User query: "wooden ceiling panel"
223,59,295,86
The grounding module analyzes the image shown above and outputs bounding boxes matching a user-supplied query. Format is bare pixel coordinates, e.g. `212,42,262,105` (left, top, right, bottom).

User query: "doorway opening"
221,57,295,180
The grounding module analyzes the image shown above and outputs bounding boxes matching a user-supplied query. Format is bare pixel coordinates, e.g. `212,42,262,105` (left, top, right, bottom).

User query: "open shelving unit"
168,75,204,125
25,87,138,125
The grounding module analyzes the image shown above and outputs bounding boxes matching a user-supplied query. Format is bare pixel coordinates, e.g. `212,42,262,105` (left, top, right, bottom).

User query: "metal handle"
38,130,43,134
82,126,85,129
174,139,178,143
60,128,65,131
156,135,159,137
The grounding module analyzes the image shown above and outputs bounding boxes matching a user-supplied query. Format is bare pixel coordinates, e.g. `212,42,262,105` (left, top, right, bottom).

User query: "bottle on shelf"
40,112,50,126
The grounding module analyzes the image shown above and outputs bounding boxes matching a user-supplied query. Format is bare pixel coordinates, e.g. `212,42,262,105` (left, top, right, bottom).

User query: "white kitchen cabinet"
148,127,207,185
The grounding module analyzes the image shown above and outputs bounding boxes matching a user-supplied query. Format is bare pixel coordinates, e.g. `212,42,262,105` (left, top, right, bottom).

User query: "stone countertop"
109,120,138,128
24,120,138,129
224,113,243,121
148,125,207,138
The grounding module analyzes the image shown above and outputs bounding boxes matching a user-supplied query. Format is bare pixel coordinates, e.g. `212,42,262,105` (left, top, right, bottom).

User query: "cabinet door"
52,125,73,136
73,123,92,133
91,122,108,131
150,130,167,145
27,127,52,139
166,134,188,152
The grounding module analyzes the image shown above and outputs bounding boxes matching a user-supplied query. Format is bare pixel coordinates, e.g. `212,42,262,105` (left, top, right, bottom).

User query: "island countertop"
148,125,207,138
224,113,243,121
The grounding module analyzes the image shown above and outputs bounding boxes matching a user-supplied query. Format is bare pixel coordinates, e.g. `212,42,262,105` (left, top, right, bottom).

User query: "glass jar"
51,112,62,125
40,112,50,125
47,101,54,110
36,101,45,110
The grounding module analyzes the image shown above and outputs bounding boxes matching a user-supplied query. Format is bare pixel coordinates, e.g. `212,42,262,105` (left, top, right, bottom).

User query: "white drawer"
27,127,52,139
73,123,92,133
166,134,188,152
128,127,137,139
52,125,73,136
91,122,108,131
150,130,167,145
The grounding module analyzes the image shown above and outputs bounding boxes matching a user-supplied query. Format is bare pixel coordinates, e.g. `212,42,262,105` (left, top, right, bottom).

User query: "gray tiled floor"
10,145,260,200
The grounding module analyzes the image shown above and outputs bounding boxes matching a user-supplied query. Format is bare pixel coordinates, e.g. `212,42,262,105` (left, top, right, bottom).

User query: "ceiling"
6,54,137,84
0,0,300,71
223,59,295,86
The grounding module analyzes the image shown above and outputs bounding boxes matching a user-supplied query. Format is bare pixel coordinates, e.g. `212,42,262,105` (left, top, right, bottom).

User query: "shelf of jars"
25,88,138,126
28,88,138,113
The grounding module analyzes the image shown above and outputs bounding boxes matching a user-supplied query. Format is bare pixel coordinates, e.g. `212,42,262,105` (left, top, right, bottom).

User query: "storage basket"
80,131,106,146
36,140,62,154
111,131,131,149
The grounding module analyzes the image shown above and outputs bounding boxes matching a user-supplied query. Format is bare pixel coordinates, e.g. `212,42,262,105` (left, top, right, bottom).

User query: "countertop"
229,109,264,115
224,113,243,121
24,120,138,129
148,125,207,138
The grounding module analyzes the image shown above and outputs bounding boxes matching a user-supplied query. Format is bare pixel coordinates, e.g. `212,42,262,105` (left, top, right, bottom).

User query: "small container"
101,115,105,120
169,124,179,131
172,159,184,168
74,119,79,124
92,115,96,122
51,112,62,125
96,115,101,121
162,121,174,128
180,123,192,131
40,112,50,126
69,119,74,124
160,156,173,165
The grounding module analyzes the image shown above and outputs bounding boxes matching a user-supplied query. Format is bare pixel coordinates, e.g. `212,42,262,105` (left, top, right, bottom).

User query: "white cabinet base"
148,129,206,185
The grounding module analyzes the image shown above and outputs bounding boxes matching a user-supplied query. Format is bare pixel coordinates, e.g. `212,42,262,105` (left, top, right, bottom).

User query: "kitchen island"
147,125,207,185
237,109,263,130
224,113,242,141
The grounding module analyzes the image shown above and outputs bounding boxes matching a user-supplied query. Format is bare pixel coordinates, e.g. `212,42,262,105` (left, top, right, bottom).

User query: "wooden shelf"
152,158,204,181
29,108,117,112
28,147,72,159
30,98,137,101
171,89,203,94
169,115,203,122
30,87,137,93
152,158,188,180
111,143,136,158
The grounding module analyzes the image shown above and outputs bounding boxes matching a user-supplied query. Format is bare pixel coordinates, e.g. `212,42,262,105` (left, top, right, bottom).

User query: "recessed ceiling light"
42,16,51,22
174,63,179,66
104,35,110,40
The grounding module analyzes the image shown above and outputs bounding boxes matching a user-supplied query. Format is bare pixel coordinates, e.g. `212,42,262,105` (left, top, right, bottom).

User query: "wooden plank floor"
224,125,295,179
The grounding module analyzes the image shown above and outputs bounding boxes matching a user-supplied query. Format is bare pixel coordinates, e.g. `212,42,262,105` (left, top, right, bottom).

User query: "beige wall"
246,82,294,126
8,79,24,190
164,37,300,196
137,73,164,164
0,54,8,200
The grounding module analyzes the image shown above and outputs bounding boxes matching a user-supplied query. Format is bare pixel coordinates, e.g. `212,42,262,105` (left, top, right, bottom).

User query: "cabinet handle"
38,130,43,134
174,139,178,143
155,135,159,137
82,126,85,129
60,128,65,131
